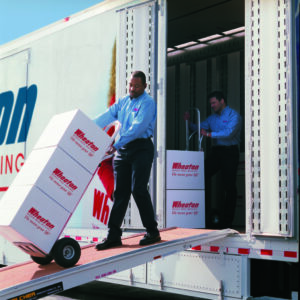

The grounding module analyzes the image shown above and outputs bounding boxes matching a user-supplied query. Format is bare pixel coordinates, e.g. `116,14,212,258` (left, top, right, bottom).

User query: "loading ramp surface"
0,227,236,300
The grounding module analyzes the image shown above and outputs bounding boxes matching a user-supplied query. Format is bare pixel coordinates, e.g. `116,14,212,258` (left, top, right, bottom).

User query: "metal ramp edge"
0,228,236,299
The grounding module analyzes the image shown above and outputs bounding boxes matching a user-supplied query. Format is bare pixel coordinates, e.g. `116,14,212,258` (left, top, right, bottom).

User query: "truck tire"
31,254,53,265
52,237,81,268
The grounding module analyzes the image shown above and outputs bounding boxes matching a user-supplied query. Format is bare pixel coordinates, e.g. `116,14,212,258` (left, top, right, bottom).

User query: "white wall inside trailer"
166,46,245,228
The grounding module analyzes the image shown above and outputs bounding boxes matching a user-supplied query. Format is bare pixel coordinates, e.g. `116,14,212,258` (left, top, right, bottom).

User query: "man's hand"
106,145,117,155
200,129,211,137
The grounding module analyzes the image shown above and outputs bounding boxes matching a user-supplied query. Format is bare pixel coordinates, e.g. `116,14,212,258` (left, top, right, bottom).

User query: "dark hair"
208,91,226,104
132,71,146,85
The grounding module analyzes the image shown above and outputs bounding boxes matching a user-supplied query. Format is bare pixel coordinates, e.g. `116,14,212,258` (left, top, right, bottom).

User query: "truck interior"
165,4,299,297
166,0,245,230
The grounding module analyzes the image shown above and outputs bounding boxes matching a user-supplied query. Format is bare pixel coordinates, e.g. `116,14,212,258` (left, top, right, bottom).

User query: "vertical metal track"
276,0,291,235
116,1,157,228
246,0,293,236
249,0,262,234
119,2,156,96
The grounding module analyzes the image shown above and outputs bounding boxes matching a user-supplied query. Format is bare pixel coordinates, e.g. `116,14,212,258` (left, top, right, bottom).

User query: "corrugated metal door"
245,0,296,237
116,0,166,228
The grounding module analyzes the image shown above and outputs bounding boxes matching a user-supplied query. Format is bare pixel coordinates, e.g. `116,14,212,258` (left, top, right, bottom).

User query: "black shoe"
139,233,161,246
95,238,122,250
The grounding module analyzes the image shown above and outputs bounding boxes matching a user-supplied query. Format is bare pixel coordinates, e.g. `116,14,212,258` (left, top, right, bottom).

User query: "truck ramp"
0,227,236,300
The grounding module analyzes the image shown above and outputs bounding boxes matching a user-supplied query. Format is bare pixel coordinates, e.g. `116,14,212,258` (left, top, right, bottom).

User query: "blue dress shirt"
94,91,156,150
193,106,241,146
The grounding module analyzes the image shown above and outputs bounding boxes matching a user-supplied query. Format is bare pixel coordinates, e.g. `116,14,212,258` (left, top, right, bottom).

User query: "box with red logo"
11,146,92,213
0,185,70,255
166,150,205,228
0,109,115,258
166,190,205,228
166,150,205,190
33,109,112,174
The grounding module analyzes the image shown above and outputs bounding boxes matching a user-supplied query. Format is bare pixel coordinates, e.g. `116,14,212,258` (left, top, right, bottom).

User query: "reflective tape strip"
238,248,250,255
153,255,162,260
261,249,273,256
192,245,201,251
210,246,219,252
284,251,297,258
191,245,298,260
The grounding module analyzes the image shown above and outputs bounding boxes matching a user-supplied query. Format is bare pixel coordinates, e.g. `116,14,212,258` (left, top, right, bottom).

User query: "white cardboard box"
0,109,114,255
34,109,112,174
166,150,205,228
11,147,93,213
166,190,205,228
0,185,70,255
166,150,205,190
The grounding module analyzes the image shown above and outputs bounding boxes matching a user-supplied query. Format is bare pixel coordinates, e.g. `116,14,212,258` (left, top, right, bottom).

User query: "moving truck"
0,0,298,298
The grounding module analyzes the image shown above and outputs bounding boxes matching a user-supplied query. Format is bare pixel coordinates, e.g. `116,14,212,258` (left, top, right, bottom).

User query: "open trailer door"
115,0,167,229
245,0,297,237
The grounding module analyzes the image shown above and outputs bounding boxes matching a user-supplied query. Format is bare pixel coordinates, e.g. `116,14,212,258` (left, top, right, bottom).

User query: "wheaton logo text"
0,86,37,180
93,189,110,225
172,162,199,171
52,168,78,191
27,207,55,230
73,129,99,151
172,201,200,209
0,85,37,146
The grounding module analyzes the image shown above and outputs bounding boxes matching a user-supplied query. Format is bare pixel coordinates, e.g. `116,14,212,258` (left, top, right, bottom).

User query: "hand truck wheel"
52,237,81,268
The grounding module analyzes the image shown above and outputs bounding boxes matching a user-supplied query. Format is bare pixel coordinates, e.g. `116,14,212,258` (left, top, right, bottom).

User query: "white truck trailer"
0,0,299,299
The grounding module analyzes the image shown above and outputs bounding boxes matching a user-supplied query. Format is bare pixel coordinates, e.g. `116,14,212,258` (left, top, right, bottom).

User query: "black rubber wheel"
31,254,53,265
52,237,81,268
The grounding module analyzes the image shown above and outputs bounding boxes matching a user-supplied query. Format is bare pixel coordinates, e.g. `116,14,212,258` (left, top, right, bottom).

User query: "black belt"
125,137,152,146
214,144,238,149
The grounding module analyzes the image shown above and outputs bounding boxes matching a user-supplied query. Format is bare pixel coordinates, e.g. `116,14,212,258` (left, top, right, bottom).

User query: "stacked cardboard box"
0,109,112,256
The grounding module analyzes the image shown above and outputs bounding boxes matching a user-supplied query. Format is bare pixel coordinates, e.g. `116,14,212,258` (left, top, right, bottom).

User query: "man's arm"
94,101,119,129
189,117,210,133
113,98,156,149
210,112,241,139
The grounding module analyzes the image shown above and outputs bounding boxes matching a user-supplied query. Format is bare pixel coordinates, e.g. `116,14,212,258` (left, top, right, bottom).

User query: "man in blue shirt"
94,71,160,250
190,91,241,228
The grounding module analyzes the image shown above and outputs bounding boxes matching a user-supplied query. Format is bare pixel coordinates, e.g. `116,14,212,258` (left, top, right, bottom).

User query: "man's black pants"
205,145,239,228
107,138,158,239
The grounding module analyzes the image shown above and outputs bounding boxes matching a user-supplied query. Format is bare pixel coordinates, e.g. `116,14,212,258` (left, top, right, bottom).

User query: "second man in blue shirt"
191,91,242,229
